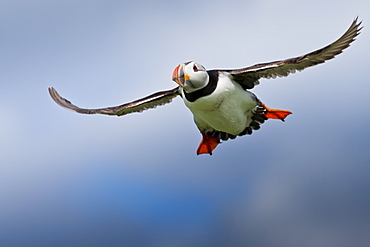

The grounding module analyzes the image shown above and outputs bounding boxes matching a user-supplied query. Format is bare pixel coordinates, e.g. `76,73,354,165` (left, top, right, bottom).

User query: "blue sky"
1,0,370,246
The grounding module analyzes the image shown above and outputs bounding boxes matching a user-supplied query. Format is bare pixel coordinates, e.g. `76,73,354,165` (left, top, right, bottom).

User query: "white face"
172,61,209,93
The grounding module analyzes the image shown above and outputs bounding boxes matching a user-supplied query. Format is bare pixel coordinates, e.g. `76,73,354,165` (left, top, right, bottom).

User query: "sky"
1,0,370,246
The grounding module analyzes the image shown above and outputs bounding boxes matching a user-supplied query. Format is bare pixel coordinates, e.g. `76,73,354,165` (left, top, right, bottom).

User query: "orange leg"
260,103,292,121
196,132,220,155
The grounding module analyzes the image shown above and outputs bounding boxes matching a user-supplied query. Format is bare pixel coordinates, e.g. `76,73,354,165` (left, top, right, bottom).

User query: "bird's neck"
184,70,219,102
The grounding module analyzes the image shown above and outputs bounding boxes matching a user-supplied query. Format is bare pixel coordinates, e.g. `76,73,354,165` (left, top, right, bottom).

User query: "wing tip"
48,86,60,104
352,16,363,34
48,86,77,112
47,86,55,98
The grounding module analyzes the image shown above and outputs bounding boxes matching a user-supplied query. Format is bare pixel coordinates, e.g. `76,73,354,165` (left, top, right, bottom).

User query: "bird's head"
172,61,208,93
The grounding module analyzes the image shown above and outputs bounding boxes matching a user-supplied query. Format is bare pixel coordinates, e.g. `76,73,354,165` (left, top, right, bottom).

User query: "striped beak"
172,64,185,87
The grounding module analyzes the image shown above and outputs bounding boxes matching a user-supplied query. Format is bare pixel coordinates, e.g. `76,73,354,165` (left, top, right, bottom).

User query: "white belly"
183,73,258,135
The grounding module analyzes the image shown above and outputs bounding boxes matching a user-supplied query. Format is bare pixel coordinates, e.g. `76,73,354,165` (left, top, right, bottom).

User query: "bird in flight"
49,18,362,155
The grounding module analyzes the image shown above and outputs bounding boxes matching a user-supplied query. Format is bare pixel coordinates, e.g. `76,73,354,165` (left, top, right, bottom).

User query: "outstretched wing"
223,17,362,89
48,86,180,116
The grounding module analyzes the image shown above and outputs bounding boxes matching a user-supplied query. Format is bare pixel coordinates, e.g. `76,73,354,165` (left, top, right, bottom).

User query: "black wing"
222,17,362,89
48,86,180,116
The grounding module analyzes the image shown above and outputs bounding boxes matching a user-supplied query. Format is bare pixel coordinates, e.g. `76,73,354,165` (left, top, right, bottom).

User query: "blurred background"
1,0,370,246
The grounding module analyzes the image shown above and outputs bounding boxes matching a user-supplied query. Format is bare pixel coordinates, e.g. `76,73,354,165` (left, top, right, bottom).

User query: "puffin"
49,18,362,155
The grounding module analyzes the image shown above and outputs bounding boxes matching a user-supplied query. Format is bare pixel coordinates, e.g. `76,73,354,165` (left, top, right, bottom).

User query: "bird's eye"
193,65,199,72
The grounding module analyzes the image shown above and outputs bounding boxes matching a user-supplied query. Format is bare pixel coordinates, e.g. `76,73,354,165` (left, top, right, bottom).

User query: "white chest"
182,73,258,135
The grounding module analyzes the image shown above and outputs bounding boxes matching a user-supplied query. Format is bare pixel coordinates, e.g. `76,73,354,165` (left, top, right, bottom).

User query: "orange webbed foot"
196,132,220,155
260,103,292,121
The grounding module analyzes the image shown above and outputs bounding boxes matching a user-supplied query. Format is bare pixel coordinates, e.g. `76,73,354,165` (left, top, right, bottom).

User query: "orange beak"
172,64,185,87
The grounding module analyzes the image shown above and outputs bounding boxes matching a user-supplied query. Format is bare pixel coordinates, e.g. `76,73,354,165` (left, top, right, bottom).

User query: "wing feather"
224,17,362,89
48,86,180,116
